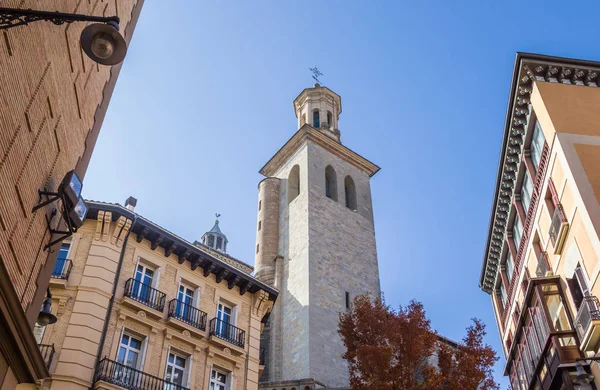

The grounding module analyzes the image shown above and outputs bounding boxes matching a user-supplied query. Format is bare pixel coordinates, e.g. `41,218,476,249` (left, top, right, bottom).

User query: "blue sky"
84,1,600,385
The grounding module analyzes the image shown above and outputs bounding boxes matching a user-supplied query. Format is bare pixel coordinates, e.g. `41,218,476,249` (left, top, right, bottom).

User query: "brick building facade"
36,199,277,390
0,1,144,388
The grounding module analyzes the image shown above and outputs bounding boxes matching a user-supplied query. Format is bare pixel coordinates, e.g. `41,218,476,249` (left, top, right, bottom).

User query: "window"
256,244,259,254
133,264,155,301
288,165,300,203
345,291,350,309
505,252,514,284
53,241,71,276
544,294,572,331
216,302,233,338
520,172,533,213
216,236,223,251
258,200,261,211
567,265,590,311
33,322,46,344
500,285,507,305
313,110,320,128
327,111,333,127
165,351,187,387
344,176,357,210
207,235,215,248
530,121,546,171
513,216,523,251
258,221,261,231
117,333,143,369
325,165,337,201
210,368,228,390
176,284,195,320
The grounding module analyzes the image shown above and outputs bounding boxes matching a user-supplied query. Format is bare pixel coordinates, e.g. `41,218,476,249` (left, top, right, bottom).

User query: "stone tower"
255,84,381,388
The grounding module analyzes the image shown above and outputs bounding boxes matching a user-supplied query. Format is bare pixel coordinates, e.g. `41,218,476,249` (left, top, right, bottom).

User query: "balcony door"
134,264,155,301
116,333,143,387
165,351,187,388
52,241,71,276
176,284,195,322
568,265,590,310
209,368,228,390
217,303,232,338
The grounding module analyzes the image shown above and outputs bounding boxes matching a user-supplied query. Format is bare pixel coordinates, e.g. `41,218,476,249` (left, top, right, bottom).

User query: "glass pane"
169,353,174,363
541,284,558,292
176,356,186,367
117,346,127,364
544,295,572,331
130,337,142,350
558,336,576,346
126,351,138,368
121,334,129,345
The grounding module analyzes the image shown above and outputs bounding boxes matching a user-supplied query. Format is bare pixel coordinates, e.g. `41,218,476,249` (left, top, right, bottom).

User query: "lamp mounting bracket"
33,189,78,250
0,7,119,30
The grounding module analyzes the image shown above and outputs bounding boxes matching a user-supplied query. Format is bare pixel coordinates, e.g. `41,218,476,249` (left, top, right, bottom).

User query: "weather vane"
309,66,323,84
215,213,221,219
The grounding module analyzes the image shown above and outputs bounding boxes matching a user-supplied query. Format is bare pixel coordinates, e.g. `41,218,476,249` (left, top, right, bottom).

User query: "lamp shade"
37,298,57,327
80,22,127,65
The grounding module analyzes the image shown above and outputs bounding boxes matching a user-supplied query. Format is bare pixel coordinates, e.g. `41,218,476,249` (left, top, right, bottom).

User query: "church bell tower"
254,83,381,389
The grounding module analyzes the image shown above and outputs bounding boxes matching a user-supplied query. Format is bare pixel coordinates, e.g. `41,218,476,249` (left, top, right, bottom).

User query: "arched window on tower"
288,165,300,204
313,110,320,128
327,111,333,128
325,165,337,201
345,176,357,210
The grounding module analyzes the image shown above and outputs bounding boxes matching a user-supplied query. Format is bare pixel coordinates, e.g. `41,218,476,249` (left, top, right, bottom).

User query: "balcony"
549,204,568,254
209,318,245,350
93,358,189,390
167,299,207,337
575,295,600,352
38,343,55,370
123,278,166,315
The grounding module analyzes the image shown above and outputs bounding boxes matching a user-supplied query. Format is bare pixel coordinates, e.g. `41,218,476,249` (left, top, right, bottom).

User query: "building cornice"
480,53,600,294
85,201,278,301
259,124,380,178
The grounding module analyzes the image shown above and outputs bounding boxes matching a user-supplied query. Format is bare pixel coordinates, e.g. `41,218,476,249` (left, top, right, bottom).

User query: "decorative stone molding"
252,290,272,318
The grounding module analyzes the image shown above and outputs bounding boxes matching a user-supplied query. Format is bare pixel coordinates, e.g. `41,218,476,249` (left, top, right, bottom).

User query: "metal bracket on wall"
32,189,76,250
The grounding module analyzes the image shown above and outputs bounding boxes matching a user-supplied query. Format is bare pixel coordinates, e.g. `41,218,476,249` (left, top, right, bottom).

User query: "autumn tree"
338,295,499,390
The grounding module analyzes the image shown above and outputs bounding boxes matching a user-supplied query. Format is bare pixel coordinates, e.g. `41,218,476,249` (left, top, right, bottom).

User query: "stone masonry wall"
307,142,380,387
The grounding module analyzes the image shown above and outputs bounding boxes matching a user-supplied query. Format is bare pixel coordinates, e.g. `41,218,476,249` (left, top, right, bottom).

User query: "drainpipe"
243,350,249,390
94,211,138,368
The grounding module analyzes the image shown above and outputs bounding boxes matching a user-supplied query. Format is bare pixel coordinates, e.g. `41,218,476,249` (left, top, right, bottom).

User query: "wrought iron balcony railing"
94,358,189,390
38,343,55,370
168,299,207,331
209,318,245,348
51,258,72,279
575,295,600,342
124,278,166,312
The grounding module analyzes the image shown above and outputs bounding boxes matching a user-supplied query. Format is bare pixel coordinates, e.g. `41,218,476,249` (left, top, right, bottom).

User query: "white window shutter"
194,287,201,308
228,371,235,390
154,266,162,289
186,355,193,388
164,346,171,379
232,305,239,327
134,256,140,277
138,335,149,371
209,364,214,388
117,326,125,359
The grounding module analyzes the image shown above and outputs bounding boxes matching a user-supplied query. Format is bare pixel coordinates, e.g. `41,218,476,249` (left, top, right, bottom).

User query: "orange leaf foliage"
338,295,500,390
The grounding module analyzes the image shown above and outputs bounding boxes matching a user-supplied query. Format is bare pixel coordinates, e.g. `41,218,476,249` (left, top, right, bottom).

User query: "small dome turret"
201,214,228,253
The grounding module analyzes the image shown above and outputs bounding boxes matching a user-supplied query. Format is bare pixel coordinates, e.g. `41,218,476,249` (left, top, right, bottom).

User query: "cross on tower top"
309,66,323,85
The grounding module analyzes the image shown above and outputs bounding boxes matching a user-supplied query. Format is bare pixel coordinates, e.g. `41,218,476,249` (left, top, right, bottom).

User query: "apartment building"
35,198,277,390
480,53,600,389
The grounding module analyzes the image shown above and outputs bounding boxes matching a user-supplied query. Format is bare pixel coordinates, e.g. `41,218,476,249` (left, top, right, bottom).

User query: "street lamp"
0,7,127,65
573,359,596,390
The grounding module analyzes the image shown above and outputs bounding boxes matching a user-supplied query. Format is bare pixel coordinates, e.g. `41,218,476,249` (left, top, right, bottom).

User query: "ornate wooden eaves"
480,53,600,294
